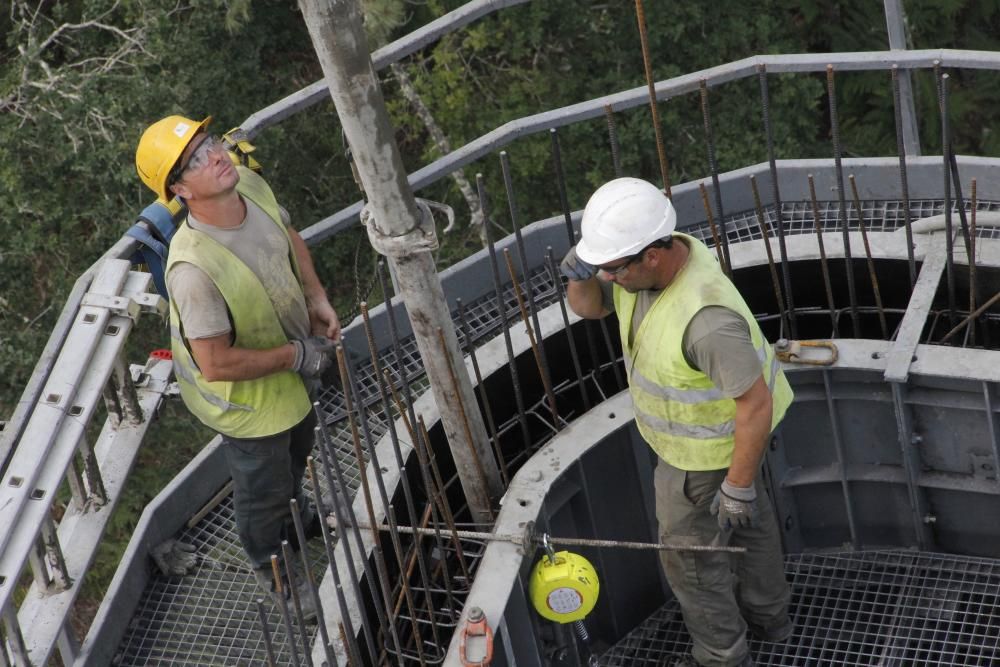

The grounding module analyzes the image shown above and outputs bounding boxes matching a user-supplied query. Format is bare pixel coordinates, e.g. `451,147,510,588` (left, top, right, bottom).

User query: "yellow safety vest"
165,166,310,438
614,233,793,470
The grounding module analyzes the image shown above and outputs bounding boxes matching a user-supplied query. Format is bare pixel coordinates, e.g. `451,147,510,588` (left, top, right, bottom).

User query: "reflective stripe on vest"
165,166,310,438
614,232,794,471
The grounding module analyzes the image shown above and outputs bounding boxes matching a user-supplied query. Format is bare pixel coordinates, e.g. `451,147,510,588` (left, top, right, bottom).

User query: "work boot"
253,566,318,623
746,615,794,642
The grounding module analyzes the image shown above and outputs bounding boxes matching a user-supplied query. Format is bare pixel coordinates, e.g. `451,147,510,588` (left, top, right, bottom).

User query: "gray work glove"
151,539,199,576
710,479,758,531
560,246,596,281
291,336,335,381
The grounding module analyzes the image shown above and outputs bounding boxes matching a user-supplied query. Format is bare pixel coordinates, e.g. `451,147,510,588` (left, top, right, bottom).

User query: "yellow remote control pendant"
528,551,600,623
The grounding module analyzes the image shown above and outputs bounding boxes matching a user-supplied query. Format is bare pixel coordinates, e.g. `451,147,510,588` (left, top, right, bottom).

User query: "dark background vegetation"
2,0,997,636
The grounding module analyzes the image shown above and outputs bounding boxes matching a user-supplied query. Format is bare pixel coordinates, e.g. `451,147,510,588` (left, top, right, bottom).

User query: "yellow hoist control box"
528,551,600,623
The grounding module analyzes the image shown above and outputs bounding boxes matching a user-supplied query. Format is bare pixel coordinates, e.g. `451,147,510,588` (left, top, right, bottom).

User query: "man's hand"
151,539,199,576
291,336,335,380
309,299,341,340
560,246,596,281
710,478,758,530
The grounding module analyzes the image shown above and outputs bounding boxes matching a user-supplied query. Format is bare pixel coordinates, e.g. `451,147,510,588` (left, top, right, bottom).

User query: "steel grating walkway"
599,550,1000,666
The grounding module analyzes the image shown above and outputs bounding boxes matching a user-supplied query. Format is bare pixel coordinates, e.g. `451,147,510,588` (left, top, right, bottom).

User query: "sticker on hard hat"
173,122,190,138
547,587,583,614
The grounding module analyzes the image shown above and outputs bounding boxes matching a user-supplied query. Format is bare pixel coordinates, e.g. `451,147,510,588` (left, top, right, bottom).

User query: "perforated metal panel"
599,550,1000,666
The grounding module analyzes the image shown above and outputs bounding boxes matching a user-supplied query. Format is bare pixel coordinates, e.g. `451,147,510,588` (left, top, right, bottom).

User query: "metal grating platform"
599,550,1000,666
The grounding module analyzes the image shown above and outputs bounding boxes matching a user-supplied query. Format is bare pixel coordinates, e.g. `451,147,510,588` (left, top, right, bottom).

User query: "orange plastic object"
459,607,493,666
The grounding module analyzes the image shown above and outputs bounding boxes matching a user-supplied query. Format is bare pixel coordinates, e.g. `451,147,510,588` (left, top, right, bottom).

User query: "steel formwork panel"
599,550,1000,667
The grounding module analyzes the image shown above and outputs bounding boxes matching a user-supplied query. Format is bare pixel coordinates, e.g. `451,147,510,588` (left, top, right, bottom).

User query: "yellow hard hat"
135,115,212,202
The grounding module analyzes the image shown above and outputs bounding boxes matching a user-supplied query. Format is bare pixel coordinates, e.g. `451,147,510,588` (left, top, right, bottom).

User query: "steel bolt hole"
30,488,45,500
608,412,616,419
83,313,97,324
69,405,84,417
105,325,121,336
9,476,23,488
518,499,530,507
46,393,61,404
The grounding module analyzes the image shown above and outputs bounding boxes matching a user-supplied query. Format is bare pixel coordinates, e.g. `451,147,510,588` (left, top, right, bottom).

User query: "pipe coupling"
362,198,440,257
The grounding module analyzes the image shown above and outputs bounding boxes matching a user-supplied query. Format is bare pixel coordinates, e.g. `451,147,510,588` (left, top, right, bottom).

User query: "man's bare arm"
189,333,295,382
727,374,773,488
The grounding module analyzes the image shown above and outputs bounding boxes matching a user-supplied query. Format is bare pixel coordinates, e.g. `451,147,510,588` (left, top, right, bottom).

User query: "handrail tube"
299,48,1000,244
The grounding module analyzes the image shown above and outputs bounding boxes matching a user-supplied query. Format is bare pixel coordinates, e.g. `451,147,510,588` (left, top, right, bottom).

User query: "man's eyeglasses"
170,135,223,186
597,253,642,277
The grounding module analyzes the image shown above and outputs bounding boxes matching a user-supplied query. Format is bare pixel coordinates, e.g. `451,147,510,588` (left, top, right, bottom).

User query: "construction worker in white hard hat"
136,115,341,620
561,177,794,667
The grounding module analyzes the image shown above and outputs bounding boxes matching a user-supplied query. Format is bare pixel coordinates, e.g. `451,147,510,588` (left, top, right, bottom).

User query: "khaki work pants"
654,457,790,667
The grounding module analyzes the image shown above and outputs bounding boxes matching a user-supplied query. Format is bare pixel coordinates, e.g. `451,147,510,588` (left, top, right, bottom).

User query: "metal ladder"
0,258,172,666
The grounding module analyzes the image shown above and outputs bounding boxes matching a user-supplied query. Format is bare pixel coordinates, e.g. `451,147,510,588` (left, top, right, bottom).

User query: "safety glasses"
170,135,223,185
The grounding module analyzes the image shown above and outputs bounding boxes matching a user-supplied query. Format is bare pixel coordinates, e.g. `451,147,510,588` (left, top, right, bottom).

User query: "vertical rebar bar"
551,127,609,390
550,128,577,246
604,105,623,177
382,369,461,621
335,348,412,660
757,64,797,337
414,414,472,584
381,501,429,666
827,64,860,335
808,174,840,337
699,78,733,275
848,175,889,339
313,407,399,659
280,540,314,666
545,248,591,411
698,182,730,277
456,299,509,485
503,248,560,424
970,178,978,347
360,303,447,648
940,72,958,328
634,0,671,196
290,498,342,667
750,175,789,336
417,416,472,555
271,554,302,667
891,65,918,289
257,599,279,667
307,454,376,666
500,151,560,425
478,173,532,450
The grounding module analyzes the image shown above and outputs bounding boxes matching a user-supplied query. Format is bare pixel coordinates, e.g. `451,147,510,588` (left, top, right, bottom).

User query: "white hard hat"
575,177,676,265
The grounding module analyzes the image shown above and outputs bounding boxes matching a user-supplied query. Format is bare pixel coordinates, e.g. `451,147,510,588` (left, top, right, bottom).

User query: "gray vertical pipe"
298,0,502,522
884,0,921,156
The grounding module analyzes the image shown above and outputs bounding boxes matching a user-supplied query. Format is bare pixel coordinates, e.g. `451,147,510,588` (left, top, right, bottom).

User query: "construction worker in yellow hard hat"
561,177,795,667
135,115,342,622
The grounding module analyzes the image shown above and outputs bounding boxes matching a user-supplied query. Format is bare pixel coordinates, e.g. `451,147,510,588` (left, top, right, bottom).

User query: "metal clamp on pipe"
361,198,440,257
775,339,838,366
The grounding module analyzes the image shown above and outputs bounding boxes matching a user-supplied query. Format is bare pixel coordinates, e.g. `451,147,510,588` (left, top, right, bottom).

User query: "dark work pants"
654,457,790,667
221,410,318,572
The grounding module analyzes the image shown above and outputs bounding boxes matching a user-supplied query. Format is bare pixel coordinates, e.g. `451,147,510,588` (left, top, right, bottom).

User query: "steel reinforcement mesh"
113,198,998,665
599,550,1000,666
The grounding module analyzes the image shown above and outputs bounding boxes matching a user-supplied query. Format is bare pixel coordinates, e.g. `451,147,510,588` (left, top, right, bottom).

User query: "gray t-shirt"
601,279,762,399
166,198,310,342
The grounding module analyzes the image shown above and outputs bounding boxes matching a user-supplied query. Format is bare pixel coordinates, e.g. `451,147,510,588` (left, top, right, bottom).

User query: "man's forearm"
566,277,608,319
727,376,773,487
195,341,296,382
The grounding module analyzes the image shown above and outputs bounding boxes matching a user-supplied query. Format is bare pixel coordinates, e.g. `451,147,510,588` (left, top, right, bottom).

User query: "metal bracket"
79,292,166,321
362,198,440,258
971,453,997,481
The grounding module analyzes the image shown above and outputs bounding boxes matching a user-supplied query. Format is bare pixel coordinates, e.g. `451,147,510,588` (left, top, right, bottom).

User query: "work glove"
291,336,335,381
560,246,597,281
710,479,758,531
151,539,199,576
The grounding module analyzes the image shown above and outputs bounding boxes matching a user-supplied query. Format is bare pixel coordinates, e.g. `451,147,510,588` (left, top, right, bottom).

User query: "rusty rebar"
290,497,344,667
634,0,671,196
750,175,788,335
271,554,302,667
808,174,839,337
604,104,623,177
280,540,314,666
257,599,278,667
827,64,860,334
758,64,797,337
700,78,732,273
545,247,592,411
970,178,978,346
848,175,888,339
940,71,958,328
698,182,729,276
891,64,917,288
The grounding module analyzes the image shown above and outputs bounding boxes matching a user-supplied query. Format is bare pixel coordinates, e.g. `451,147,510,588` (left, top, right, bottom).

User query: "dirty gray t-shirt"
601,282,762,398
166,198,310,342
